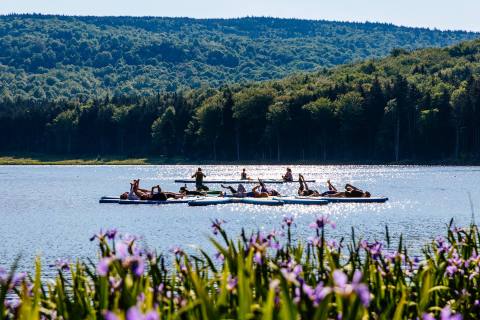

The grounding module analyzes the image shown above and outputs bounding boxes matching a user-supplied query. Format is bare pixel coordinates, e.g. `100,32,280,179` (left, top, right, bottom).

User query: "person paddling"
191,168,209,191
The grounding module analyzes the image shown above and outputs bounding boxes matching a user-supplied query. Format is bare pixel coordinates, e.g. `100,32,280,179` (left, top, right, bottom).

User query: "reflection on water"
0,165,478,276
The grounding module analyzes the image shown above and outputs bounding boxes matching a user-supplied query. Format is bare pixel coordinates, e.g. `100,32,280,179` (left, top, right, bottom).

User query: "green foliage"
151,106,176,155
3,36,480,161
0,14,478,99
1,217,478,319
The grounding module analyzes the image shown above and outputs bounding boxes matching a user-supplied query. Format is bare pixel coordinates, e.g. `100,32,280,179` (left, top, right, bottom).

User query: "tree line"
0,14,478,100
1,39,480,162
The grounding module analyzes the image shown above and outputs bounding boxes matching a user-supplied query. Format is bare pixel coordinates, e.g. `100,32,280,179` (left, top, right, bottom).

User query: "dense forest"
2,39,480,162
0,14,479,100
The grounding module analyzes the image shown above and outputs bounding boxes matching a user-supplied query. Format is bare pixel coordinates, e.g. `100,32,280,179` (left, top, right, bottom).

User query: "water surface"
0,165,478,275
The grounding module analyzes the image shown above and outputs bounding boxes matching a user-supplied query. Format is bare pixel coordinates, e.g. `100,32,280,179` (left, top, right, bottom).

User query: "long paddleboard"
99,197,199,204
174,179,315,184
274,197,329,205
296,196,389,203
188,197,284,206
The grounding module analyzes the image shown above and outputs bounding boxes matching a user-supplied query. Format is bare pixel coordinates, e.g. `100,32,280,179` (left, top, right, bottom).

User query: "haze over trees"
0,14,478,100
2,38,480,162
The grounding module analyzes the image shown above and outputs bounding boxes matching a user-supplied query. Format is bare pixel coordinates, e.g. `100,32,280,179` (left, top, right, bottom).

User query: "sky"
0,0,479,32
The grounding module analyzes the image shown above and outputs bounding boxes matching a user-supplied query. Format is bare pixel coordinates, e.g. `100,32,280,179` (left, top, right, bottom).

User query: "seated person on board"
298,174,320,197
282,167,293,182
321,180,371,198
241,168,251,180
192,167,209,191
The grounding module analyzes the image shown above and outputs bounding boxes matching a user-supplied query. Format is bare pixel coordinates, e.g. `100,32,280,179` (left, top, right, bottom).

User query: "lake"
0,165,479,276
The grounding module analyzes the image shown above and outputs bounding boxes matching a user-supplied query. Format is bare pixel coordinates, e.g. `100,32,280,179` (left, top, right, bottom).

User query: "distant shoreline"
0,154,479,166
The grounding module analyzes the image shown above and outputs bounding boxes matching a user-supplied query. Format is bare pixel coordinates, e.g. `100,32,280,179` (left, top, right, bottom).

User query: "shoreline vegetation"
3,39,480,164
0,216,476,319
0,153,479,166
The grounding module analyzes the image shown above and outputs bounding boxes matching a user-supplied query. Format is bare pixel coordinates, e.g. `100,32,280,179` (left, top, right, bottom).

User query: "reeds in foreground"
1,216,477,319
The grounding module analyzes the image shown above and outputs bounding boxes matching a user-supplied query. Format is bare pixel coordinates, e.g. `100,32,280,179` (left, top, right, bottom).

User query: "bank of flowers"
0,216,476,319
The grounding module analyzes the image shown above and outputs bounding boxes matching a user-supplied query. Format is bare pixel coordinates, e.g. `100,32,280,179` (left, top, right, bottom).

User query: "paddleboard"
296,196,389,203
275,197,329,205
118,198,193,205
188,197,284,206
99,197,200,204
187,198,233,206
174,179,315,184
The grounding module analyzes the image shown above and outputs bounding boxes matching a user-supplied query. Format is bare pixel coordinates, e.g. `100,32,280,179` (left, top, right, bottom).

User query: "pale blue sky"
0,0,479,32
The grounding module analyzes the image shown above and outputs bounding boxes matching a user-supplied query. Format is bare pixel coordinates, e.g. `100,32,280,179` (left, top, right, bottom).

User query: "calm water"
0,165,479,275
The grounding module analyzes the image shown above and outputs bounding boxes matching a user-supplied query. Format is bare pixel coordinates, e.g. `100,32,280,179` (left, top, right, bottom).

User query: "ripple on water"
0,165,479,276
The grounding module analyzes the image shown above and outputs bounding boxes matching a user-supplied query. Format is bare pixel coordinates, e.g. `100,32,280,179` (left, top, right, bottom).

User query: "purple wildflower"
109,277,122,292
145,311,159,320
309,216,336,230
226,275,238,291
97,257,112,276
293,287,301,304
214,251,225,262
123,256,145,277
157,283,165,294
422,314,435,320
269,240,282,250
115,241,129,259
126,306,158,320
0,267,8,284
333,270,348,288
104,311,120,320
333,270,371,307
11,272,26,287
282,215,294,228
106,228,118,240
360,241,383,260
308,236,322,247
267,228,284,240
179,262,188,274
126,306,143,320
302,282,331,306
55,258,70,271
211,219,225,235
436,237,451,254
254,251,263,265
146,250,157,264
170,246,184,257
440,306,462,320
4,298,20,311
352,271,371,307
281,264,303,284
90,230,105,242
122,233,139,244
137,292,146,303
446,265,458,277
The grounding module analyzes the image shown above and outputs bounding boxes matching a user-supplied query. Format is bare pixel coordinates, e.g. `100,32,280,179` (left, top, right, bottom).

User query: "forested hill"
2,39,480,162
0,15,479,100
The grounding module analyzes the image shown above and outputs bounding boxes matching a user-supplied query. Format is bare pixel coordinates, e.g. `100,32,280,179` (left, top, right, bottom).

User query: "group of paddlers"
120,167,371,201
